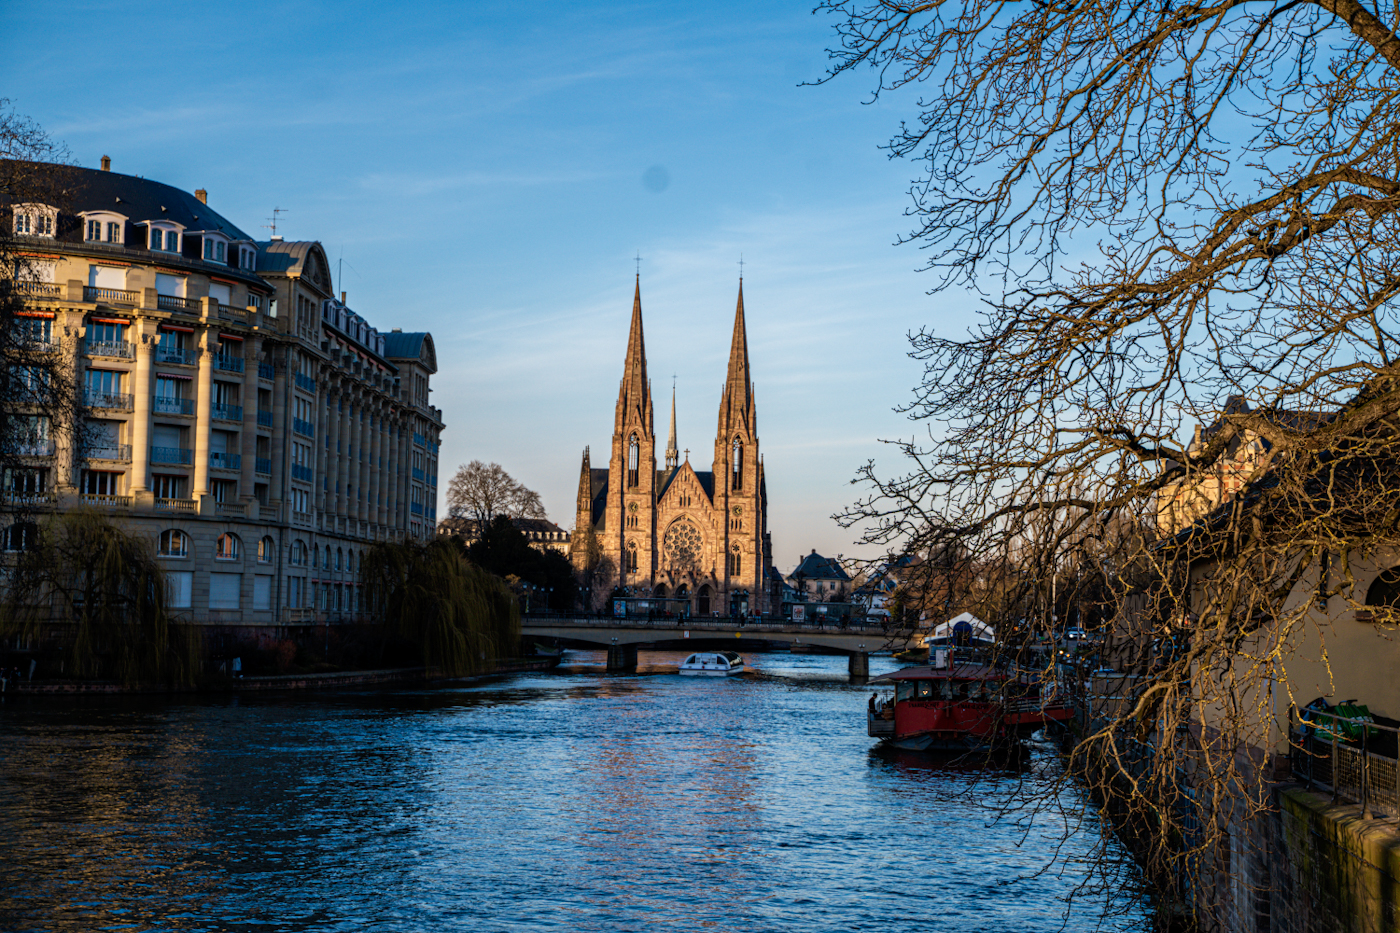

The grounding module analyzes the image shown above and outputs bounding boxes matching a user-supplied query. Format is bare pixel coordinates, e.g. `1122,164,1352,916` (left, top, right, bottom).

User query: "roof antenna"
263,207,288,238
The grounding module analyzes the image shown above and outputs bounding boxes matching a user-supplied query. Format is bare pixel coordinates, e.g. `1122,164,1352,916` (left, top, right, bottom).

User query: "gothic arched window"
729,544,742,577
731,438,743,491
626,541,639,573
628,435,640,487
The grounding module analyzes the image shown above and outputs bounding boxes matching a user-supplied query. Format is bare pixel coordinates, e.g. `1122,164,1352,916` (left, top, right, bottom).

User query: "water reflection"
0,653,1152,932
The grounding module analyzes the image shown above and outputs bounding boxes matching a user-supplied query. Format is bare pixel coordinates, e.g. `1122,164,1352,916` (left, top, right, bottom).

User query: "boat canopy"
871,664,1006,682
928,613,995,645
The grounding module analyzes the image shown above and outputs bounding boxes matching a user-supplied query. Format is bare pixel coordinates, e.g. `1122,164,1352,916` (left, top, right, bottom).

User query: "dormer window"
13,204,57,238
146,222,183,253
202,236,228,263
80,210,127,245
237,244,256,270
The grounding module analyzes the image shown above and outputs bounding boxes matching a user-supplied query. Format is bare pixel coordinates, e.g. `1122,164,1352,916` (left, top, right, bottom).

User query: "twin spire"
615,274,752,467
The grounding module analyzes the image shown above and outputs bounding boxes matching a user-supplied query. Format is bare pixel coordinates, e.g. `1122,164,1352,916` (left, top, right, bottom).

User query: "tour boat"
866,663,1073,751
679,651,745,676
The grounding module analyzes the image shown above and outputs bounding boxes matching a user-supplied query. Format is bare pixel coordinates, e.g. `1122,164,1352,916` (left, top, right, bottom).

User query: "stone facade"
1,160,443,635
571,278,773,616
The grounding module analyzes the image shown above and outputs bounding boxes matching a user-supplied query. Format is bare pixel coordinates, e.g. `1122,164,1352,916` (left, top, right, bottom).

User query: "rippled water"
0,651,1153,932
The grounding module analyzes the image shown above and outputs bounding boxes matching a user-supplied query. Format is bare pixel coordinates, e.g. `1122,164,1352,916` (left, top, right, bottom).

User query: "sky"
1,0,982,570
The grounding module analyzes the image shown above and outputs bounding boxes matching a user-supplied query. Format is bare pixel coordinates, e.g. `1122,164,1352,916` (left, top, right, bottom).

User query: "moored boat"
679,651,745,676
866,663,1072,751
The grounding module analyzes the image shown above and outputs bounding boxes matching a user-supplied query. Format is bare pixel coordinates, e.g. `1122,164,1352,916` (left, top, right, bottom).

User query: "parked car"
1065,627,1088,641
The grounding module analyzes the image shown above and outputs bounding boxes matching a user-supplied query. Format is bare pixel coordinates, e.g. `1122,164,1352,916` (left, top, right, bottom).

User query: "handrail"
1292,704,1400,819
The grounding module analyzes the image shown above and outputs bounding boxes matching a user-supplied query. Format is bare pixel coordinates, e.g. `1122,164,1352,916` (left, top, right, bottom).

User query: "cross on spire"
635,251,643,276
737,253,744,279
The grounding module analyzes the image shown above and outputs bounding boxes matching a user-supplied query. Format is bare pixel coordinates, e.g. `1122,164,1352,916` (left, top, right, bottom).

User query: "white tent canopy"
928,612,994,644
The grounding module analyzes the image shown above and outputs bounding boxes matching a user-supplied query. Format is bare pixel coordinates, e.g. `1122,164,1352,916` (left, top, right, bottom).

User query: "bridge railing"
520,612,898,636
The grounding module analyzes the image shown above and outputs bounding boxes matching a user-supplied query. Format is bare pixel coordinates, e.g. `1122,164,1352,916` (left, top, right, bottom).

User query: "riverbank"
0,656,559,696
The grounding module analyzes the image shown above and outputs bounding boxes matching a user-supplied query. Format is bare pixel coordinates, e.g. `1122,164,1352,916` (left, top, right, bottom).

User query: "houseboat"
866,662,1072,751
679,651,745,676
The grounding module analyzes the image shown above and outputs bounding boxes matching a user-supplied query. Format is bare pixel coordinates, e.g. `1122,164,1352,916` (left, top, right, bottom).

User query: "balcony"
413,432,426,447
291,463,314,483
16,441,54,457
151,446,193,465
295,372,317,393
218,304,250,324
79,494,132,508
83,340,134,359
83,286,137,305
292,418,315,438
154,498,196,512
84,389,134,411
209,452,241,471
255,457,272,475
412,467,425,481
213,354,244,374
153,396,195,416
156,346,196,365
84,444,132,462
258,362,275,380
257,410,273,428
260,504,281,522
292,510,314,527
411,502,424,516
15,282,61,299
212,402,243,422
157,294,201,314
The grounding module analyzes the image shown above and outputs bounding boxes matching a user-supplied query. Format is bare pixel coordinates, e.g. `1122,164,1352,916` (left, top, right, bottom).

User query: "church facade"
571,278,773,616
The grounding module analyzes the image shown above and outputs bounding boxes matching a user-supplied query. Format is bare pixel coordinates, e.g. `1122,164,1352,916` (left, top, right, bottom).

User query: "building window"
150,227,180,252
627,435,639,487
258,536,275,564
14,212,31,235
732,438,743,490
3,522,37,552
215,533,240,561
106,221,121,243
80,470,121,496
290,540,307,566
4,468,47,496
626,542,638,573
153,474,186,499
88,321,126,345
212,479,237,503
729,546,742,576
158,530,188,558
86,218,101,241
203,238,227,262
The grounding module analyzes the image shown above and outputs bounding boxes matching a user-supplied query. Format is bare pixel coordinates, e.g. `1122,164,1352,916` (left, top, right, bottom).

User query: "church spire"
665,381,679,469
718,279,755,438
614,274,653,437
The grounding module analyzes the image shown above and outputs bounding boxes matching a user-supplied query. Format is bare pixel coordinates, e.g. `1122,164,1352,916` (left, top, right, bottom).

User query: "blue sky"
2,0,979,569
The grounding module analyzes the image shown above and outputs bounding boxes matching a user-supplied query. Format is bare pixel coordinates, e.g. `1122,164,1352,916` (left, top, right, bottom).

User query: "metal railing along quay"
521,612,896,636
1292,705,1400,818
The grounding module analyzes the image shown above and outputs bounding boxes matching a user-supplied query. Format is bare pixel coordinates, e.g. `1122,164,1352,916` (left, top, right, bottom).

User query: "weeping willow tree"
361,538,520,676
0,510,198,687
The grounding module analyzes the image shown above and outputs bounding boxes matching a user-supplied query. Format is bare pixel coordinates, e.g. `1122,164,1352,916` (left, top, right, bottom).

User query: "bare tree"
446,460,546,524
819,0,1400,927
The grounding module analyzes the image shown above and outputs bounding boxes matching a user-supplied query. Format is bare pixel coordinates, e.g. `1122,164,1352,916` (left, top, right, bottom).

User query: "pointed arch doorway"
697,584,712,617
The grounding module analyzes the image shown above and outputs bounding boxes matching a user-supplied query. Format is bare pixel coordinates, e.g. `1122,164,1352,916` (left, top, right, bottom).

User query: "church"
570,277,774,616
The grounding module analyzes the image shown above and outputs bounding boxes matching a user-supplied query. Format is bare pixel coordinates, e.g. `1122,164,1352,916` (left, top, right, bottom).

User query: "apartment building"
2,159,443,635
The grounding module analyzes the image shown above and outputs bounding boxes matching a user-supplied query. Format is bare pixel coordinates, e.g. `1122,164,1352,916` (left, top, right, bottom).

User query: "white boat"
679,651,745,676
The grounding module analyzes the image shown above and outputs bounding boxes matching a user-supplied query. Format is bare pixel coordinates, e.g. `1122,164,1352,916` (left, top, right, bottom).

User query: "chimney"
100,155,111,171
270,235,283,242
341,291,347,304
194,189,207,204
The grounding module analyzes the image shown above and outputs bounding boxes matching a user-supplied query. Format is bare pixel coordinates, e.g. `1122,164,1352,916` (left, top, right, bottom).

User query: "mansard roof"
792,550,850,581
2,161,257,241
254,240,335,293
383,331,438,373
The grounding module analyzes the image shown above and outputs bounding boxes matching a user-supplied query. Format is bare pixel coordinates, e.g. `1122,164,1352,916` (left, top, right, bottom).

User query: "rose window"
664,520,702,570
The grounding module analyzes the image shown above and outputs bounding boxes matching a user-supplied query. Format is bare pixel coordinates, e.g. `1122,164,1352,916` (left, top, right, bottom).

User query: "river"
0,650,1154,932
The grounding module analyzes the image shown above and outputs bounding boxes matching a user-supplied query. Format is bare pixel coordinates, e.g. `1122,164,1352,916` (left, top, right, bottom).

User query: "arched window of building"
729,545,742,577
215,533,240,561
4,522,37,552
626,541,638,573
731,438,743,490
290,540,307,566
628,435,639,487
336,548,343,571
312,544,320,568
257,536,275,563
157,529,188,558
1366,566,1400,609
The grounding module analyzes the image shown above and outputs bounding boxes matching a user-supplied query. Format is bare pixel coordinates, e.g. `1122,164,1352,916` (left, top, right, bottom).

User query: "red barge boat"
866,662,1073,751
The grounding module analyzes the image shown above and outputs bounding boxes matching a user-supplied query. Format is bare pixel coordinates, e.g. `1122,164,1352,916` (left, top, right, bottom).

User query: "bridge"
520,614,917,677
